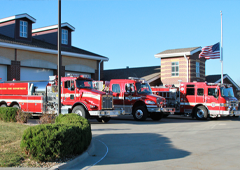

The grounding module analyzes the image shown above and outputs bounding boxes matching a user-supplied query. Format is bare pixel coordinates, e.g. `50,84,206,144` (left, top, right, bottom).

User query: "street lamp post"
58,0,62,115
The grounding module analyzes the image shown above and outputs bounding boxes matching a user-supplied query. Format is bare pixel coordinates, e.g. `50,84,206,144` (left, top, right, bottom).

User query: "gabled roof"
0,13,36,23
0,33,108,61
32,22,75,33
155,47,201,58
103,66,160,83
206,74,240,90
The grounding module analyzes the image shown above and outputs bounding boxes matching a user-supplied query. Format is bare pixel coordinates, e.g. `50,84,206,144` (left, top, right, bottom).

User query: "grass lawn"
0,120,29,167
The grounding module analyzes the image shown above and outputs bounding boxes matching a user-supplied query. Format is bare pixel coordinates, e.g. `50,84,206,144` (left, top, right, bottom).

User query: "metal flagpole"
220,11,223,84
58,0,62,115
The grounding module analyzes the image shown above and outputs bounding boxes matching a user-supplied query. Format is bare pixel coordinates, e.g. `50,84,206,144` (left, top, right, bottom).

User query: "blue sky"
1,0,240,84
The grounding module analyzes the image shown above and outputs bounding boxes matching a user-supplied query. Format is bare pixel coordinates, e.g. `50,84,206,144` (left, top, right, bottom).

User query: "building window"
196,62,200,77
20,20,28,38
171,62,179,76
62,29,68,45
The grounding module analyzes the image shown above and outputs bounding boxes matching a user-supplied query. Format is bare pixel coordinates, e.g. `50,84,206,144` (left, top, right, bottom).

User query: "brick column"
7,61,20,81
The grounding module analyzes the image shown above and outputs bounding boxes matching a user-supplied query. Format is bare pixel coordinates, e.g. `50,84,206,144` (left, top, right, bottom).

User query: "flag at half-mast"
199,42,220,59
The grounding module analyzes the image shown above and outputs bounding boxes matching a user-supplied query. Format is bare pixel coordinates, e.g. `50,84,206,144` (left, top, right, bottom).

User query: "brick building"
154,47,206,86
0,13,107,81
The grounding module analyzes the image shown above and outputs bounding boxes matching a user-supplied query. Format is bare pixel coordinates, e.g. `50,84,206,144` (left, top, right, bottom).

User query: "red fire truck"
101,77,175,121
0,75,121,123
151,82,240,120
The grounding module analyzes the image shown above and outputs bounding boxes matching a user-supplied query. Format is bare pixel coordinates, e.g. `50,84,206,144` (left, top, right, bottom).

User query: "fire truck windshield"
136,82,152,94
76,80,93,89
220,87,234,97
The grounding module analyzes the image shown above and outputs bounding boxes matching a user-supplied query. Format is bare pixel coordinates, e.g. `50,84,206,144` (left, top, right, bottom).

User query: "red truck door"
184,84,195,113
62,80,76,105
123,83,137,114
196,84,205,104
111,83,124,110
205,87,220,114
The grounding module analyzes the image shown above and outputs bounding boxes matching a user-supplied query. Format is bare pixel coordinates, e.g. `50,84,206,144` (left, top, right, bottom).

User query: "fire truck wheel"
0,104,7,107
162,113,170,118
195,106,208,120
12,104,20,109
133,106,148,121
72,106,87,118
96,117,111,123
150,112,163,121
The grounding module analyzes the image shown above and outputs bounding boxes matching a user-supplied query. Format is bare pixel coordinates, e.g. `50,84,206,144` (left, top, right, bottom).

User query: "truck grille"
230,101,238,107
102,95,113,109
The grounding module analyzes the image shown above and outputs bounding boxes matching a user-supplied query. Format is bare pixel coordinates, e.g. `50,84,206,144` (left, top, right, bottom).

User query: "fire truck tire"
133,106,148,121
72,106,87,119
96,117,111,123
12,104,20,109
195,106,208,120
150,112,163,121
162,113,169,118
0,104,7,107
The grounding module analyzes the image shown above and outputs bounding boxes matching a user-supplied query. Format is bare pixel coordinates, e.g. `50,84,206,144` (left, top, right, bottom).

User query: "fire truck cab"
108,77,175,121
180,82,240,119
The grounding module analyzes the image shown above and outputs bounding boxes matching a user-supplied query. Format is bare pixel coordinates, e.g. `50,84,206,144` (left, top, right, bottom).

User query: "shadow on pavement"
93,132,191,165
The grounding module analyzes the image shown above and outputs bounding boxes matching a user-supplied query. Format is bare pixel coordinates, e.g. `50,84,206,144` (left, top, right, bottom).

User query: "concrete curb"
48,140,95,170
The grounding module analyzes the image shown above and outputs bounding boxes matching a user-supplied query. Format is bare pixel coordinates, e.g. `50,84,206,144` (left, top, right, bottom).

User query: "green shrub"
55,113,92,148
0,107,18,122
21,113,92,161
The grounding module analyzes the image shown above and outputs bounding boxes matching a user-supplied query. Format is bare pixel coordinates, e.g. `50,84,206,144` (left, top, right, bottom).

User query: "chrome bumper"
89,110,122,117
210,110,240,117
229,110,240,116
147,106,175,113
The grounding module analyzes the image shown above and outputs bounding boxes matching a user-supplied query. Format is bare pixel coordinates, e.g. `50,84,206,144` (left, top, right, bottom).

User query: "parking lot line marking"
84,139,109,170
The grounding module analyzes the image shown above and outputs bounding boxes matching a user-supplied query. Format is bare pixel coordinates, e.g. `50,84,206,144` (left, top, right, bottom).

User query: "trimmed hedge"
20,113,92,161
0,107,18,122
55,113,92,148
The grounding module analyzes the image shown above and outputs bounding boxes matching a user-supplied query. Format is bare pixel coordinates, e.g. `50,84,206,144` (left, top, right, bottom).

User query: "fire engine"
151,82,240,120
0,75,121,123
95,77,175,121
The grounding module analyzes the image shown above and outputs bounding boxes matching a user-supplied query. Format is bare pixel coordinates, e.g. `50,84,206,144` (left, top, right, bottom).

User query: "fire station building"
0,13,107,81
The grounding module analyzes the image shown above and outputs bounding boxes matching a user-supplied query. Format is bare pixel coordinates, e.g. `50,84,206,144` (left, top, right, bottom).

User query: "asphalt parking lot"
67,115,240,170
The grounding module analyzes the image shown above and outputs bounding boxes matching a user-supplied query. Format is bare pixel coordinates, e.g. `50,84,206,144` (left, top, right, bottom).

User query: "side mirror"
125,84,132,93
214,88,218,98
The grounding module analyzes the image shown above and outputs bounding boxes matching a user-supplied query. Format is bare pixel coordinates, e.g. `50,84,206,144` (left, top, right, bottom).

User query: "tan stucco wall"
62,55,97,69
17,50,97,69
0,47,15,60
17,50,56,63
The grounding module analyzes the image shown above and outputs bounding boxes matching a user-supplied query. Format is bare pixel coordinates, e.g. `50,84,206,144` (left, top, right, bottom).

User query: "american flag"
199,42,220,59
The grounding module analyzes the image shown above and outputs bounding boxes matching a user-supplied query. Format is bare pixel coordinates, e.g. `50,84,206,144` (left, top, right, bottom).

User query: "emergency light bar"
128,77,145,81
207,82,232,87
66,74,90,78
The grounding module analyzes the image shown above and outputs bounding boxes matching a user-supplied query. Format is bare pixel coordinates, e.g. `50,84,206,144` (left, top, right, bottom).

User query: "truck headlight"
145,100,156,105
220,103,229,107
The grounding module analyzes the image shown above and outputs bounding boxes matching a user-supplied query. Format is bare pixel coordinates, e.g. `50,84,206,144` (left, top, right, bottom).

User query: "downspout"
183,54,189,82
98,60,103,80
